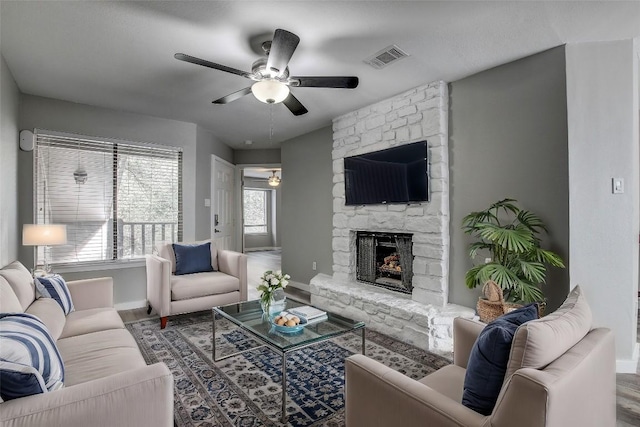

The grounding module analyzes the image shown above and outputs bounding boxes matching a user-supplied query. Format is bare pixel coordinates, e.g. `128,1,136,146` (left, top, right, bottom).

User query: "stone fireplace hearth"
310,81,474,354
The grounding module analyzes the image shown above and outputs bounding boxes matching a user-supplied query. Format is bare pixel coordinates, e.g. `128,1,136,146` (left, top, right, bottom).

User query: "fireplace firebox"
356,231,413,293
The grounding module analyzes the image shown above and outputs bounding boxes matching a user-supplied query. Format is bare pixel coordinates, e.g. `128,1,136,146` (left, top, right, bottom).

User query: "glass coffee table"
212,299,365,423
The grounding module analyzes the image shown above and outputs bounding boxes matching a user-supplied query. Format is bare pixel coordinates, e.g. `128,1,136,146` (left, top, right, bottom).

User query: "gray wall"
0,55,20,266
234,148,281,165
196,126,233,239
17,94,233,305
448,46,570,311
281,126,333,284
566,40,638,367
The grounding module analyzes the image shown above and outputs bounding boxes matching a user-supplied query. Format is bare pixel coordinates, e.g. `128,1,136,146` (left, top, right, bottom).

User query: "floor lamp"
22,224,68,277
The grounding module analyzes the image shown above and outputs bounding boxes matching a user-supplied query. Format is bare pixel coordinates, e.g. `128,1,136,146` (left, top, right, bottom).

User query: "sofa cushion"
57,329,146,386
0,276,23,313
156,239,218,273
173,242,215,275
35,274,75,315
0,261,36,311
171,271,240,301
506,286,592,379
59,307,125,339
0,313,65,401
462,303,538,415
25,298,66,341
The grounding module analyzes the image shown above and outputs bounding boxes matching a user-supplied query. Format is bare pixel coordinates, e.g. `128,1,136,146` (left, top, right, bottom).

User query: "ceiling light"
268,170,281,187
251,80,290,104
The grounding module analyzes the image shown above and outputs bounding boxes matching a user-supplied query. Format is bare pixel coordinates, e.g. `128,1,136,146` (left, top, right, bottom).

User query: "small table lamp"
22,224,67,276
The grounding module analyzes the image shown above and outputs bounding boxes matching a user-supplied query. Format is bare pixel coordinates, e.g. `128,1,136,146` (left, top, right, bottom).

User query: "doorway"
241,167,282,299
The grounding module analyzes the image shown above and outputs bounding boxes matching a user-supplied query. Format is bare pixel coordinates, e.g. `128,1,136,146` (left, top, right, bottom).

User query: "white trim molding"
616,342,639,373
114,299,147,311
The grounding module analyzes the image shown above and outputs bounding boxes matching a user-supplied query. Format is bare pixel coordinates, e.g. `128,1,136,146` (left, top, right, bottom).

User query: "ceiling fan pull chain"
269,103,274,141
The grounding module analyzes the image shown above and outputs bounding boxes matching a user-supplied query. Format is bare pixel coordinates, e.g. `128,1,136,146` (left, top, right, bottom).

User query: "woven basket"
477,280,545,322
476,281,507,323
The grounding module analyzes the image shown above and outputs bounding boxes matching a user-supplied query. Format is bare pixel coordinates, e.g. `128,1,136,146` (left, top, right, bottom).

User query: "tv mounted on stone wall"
344,140,429,206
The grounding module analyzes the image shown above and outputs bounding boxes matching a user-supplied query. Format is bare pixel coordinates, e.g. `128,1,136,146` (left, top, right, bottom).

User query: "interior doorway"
240,167,282,253
211,156,236,251
239,166,282,297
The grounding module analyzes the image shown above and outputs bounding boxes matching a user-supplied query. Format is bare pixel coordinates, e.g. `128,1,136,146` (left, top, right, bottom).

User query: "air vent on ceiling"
364,45,409,69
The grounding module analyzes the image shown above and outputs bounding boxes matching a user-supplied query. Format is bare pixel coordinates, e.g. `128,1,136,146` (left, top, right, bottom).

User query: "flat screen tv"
344,141,429,206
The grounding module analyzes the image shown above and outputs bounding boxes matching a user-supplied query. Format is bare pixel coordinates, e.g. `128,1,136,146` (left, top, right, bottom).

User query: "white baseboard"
616,342,639,373
114,299,147,311
245,246,281,252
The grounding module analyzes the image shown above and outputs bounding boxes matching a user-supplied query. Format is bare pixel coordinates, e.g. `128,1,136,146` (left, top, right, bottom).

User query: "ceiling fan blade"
174,53,252,79
282,93,308,116
266,29,300,77
212,87,253,104
290,76,359,89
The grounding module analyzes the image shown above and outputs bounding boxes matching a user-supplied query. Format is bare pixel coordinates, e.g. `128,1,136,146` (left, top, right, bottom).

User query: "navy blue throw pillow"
172,242,214,275
461,303,539,415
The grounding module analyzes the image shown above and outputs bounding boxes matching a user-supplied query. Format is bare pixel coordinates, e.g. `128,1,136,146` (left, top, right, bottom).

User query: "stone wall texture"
310,81,475,355
331,81,450,306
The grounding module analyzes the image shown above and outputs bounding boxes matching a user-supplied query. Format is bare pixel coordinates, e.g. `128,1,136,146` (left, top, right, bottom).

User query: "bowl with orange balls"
270,312,307,333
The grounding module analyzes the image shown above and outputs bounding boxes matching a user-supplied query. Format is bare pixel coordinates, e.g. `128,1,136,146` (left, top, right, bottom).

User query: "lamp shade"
251,80,290,104
23,224,68,246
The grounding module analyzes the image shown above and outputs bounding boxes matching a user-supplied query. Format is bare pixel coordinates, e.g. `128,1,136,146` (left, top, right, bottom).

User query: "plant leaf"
518,260,546,283
476,223,533,253
468,242,493,259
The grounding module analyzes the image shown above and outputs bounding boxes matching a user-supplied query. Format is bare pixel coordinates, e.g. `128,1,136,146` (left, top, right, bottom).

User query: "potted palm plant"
462,198,565,303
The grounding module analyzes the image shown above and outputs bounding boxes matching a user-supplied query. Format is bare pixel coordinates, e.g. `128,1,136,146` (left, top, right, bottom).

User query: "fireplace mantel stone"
310,273,475,355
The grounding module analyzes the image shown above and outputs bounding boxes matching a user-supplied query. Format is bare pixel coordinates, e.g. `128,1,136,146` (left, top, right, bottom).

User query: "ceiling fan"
174,29,359,116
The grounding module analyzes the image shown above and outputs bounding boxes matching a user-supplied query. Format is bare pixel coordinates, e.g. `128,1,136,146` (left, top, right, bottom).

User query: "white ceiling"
2,1,639,150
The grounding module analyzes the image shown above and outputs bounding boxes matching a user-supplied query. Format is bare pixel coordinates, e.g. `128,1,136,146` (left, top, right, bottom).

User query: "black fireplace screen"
356,231,413,293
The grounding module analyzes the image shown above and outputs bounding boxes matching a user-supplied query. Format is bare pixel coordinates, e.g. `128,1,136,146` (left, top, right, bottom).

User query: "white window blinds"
34,131,183,266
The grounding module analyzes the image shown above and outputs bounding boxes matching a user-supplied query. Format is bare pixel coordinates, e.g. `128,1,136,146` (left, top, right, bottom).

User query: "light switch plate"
612,178,624,194
204,198,211,207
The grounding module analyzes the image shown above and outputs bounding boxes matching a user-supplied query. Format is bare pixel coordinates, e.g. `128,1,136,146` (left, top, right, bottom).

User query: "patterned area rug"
125,311,451,426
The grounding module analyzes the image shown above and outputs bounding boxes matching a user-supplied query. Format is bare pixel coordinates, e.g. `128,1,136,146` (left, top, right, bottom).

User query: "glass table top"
213,299,365,352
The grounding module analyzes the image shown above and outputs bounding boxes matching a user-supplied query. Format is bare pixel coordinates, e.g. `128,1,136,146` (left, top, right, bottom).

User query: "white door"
211,156,235,250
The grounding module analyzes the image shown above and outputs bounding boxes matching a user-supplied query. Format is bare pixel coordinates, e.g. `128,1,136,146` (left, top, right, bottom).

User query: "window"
34,131,182,266
243,189,268,234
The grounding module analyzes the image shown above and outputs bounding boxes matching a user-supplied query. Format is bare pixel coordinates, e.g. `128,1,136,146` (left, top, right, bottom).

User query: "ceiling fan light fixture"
251,80,289,104
268,170,281,187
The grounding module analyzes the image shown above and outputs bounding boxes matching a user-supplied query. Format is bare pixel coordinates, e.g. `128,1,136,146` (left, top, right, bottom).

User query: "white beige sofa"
146,241,248,329
345,286,615,427
0,261,173,427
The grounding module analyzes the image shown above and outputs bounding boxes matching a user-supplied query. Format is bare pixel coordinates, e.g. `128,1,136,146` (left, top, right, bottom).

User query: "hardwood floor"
246,249,282,300
118,279,640,425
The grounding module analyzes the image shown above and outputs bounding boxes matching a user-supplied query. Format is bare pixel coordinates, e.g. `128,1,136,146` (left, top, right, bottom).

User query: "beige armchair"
146,241,248,328
345,287,615,427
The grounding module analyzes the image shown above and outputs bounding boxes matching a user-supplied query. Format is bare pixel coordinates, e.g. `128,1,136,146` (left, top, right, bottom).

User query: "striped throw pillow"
0,313,65,402
35,275,74,315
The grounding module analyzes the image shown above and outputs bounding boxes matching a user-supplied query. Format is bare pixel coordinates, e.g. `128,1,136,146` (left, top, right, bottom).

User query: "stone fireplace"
310,81,474,354
356,231,413,294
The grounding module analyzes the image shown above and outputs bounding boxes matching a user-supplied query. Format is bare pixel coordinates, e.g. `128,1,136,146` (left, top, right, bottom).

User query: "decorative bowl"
269,314,307,334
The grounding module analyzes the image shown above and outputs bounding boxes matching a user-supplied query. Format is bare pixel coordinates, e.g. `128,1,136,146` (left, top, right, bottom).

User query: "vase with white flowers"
258,270,290,315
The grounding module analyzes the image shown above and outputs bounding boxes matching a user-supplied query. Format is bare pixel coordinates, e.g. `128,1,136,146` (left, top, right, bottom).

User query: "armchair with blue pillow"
345,286,615,427
145,240,248,328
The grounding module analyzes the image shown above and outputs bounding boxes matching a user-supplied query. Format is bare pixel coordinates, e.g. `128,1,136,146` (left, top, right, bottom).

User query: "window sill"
53,259,146,273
